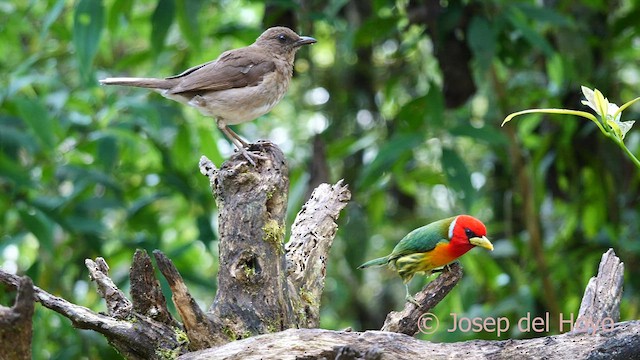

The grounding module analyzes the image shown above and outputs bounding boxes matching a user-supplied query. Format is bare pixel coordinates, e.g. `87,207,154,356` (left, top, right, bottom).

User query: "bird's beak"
295,36,317,47
470,236,494,251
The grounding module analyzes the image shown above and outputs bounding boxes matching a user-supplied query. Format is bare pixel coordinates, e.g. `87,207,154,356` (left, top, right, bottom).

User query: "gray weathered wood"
575,248,624,331
285,179,351,328
177,322,640,360
0,268,189,360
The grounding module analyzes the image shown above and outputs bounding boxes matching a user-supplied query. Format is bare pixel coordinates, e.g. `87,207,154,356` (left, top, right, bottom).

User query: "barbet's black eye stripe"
465,228,476,239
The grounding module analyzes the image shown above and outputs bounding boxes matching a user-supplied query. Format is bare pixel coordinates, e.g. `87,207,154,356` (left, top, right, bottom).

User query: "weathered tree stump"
0,143,352,358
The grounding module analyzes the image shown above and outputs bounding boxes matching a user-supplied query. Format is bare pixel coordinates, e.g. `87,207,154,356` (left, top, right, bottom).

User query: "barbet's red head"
447,215,493,256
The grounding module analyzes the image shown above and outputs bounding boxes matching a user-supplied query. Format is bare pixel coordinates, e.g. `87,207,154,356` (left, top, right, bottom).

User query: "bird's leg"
216,120,266,166
443,260,459,273
219,123,249,148
404,283,421,307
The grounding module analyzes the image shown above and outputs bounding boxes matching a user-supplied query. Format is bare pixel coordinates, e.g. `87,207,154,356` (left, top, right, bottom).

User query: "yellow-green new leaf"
501,108,598,127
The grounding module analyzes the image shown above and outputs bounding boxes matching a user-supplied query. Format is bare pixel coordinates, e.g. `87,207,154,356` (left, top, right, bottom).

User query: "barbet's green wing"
387,217,455,261
386,217,456,283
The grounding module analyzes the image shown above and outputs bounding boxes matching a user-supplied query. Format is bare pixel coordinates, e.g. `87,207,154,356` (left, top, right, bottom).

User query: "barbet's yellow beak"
470,236,494,251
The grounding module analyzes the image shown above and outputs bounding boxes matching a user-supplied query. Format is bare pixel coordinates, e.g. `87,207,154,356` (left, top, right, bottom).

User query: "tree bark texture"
382,262,463,335
177,322,640,360
207,142,296,337
575,248,624,327
0,276,33,360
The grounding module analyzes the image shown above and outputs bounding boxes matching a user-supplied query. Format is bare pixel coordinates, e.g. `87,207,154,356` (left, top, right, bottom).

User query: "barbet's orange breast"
392,242,459,283
424,242,460,268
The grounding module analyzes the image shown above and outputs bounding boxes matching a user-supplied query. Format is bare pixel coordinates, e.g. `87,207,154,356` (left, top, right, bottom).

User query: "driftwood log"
0,144,638,359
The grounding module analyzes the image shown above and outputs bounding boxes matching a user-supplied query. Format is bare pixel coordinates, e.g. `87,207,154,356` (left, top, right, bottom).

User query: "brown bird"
100,27,316,165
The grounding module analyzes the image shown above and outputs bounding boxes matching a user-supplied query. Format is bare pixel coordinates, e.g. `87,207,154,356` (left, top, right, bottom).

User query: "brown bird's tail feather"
99,77,174,90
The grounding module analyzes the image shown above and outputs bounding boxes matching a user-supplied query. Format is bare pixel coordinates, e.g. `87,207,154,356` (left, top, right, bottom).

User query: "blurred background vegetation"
1,0,639,358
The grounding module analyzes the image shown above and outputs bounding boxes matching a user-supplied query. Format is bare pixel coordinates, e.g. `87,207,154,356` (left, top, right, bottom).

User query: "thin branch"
153,250,226,349
381,262,463,335
85,257,132,319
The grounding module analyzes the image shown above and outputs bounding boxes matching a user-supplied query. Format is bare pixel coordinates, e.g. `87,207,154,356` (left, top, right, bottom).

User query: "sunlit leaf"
502,108,598,126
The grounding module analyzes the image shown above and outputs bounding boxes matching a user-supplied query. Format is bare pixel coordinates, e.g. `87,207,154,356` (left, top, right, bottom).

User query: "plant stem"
617,139,640,169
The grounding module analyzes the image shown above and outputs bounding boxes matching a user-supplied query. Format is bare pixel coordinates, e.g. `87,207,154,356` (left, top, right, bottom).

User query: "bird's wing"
166,49,276,94
387,224,448,260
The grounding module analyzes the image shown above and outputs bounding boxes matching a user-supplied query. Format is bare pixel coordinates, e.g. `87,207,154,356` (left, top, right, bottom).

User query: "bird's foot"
405,294,422,307
236,146,268,166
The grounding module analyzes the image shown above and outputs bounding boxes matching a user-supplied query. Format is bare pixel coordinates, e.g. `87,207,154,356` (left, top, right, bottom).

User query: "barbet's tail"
357,256,389,269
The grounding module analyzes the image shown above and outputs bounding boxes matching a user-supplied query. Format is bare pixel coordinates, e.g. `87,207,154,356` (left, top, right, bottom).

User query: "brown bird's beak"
470,236,494,251
295,36,317,47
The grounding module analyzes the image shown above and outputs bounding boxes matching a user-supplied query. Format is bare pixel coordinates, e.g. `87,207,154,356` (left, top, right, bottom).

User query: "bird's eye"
464,228,475,239
277,34,288,43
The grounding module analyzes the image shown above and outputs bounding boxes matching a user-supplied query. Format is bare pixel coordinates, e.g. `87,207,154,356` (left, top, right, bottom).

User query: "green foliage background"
1,0,639,358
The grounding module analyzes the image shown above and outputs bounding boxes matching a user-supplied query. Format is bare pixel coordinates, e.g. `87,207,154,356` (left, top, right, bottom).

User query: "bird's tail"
99,77,174,89
357,256,389,269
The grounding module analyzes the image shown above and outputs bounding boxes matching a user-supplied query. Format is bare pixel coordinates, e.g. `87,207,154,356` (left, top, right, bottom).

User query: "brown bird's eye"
277,34,288,43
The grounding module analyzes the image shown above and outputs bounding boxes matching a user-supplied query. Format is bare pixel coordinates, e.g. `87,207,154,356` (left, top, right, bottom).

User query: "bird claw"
235,144,269,166
405,294,422,307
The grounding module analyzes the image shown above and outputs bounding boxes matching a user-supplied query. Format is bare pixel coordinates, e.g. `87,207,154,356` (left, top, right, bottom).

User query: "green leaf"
450,125,508,146
354,16,398,47
0,152,33,188
176,0,202,51
151,0,176,54
506,6,555,56
512,3,573,27
468,16,495,71
73,0,105,84
0,120,39,154
15,97,56,151
357,133,423,189
441,148,474,210
96,134,119,171
614,96,640,119
19,207,54,252
502,108,598,127
40,0,66,41
397,87,444,132
107,0,133,32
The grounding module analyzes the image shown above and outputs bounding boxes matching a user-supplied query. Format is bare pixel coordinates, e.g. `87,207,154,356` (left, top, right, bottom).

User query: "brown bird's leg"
216,120,267,166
